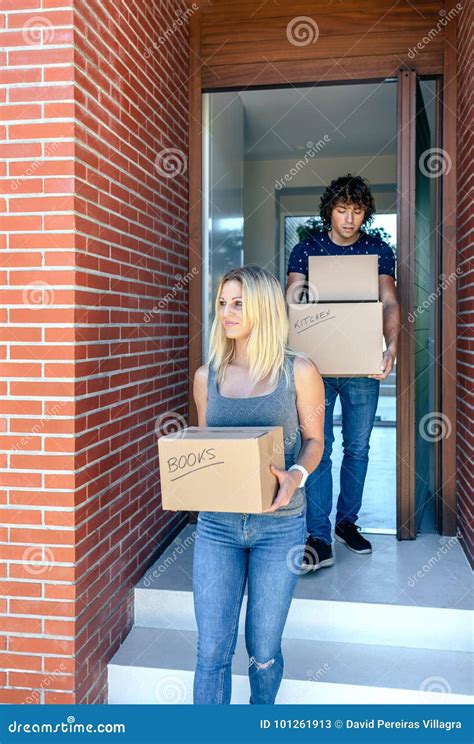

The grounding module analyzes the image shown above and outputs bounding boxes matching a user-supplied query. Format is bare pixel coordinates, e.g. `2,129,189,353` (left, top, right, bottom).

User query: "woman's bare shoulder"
193,364,210,412
293,353,322,385
194,363,209,382
194,364,210,392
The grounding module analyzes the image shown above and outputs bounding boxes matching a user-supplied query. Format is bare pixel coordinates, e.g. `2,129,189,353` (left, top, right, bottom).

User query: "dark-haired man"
286,174,400,570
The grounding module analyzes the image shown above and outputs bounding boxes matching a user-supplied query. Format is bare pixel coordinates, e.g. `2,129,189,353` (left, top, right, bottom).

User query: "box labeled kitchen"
158,426,285,513
289,254,383,376
288,301,383,376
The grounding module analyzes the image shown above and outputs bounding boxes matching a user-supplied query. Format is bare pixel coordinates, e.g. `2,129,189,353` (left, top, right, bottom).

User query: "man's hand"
263,464,302,513
369,349,395,381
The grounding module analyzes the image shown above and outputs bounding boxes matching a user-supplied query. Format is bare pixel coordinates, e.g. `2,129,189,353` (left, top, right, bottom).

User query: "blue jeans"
305,377,380,544
193,509,306,704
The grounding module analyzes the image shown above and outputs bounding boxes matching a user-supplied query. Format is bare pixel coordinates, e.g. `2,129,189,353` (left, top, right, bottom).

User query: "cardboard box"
308,255,379,301
158,426,285,513
288,301,383,376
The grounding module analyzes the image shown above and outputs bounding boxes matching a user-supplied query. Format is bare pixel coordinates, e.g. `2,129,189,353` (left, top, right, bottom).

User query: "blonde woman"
192,265,324,705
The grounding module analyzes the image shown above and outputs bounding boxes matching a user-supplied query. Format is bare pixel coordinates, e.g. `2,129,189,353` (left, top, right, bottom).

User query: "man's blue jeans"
193,509,306,704
306,376,380,544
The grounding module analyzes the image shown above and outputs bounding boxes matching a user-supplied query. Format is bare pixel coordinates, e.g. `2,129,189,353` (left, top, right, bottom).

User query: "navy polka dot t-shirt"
287,231,396,279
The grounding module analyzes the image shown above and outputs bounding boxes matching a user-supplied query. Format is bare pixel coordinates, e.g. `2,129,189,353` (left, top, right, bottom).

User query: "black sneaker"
335,521,372,554
301,537,335,572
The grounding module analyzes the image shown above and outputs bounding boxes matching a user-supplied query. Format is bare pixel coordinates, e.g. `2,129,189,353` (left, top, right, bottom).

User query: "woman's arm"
193,364,209,427
292,354,325,474
265,355,325,512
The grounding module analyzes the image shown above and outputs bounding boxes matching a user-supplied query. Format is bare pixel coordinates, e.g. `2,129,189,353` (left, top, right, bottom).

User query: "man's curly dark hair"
319,174,376,230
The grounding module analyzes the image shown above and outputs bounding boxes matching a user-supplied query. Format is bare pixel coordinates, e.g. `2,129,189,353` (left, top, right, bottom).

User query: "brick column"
1,0,192,703
456,0,474,568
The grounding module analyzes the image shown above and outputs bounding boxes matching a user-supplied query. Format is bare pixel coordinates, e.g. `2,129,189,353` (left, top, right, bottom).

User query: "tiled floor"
328,393,397,532
330,424,396,532
294,532,473,609
139,526,473,610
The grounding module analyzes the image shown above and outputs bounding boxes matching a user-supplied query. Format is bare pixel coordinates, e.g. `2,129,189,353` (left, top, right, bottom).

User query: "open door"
396,69,440,539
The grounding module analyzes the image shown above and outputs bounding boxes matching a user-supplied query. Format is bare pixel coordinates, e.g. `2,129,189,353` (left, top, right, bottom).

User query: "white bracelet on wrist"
288,464,309,488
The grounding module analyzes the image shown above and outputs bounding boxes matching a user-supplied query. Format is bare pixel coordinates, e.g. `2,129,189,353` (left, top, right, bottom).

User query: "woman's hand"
263,464,303,513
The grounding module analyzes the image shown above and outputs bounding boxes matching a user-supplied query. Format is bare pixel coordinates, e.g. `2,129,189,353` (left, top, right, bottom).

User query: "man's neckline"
325,229,362,248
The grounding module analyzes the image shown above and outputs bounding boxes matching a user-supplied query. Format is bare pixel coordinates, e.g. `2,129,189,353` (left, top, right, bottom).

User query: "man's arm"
369,274,401,381
285,271,306,308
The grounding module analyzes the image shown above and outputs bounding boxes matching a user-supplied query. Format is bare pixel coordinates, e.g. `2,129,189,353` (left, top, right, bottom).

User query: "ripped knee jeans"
193,509,306,704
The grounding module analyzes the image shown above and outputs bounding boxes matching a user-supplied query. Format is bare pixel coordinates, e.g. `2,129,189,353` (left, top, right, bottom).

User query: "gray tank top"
206,354,305,517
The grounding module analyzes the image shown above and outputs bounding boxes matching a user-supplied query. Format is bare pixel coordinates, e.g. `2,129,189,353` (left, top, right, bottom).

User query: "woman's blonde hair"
209,264,295,388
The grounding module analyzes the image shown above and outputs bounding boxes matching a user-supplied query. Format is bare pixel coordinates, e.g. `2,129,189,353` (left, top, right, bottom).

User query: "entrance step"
134,589,472,653
108,626,473,705
133,526,472,653
107,524,473,704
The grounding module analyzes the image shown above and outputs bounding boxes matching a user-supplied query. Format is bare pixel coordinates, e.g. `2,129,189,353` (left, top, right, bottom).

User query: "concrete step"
107,525,473,703
133,526,473,654
108,626,473,705
134,589,472,654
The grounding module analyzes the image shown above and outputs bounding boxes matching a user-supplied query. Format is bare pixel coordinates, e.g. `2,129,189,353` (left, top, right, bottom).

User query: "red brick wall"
456,0,474,568
0,0,77,704
1,0,191,703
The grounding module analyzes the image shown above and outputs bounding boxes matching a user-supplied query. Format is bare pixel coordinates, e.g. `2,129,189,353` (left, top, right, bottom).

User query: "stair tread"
109,626,473,696
109,522,473,704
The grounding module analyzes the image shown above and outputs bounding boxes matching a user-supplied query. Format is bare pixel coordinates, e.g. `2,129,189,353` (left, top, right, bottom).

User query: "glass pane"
414,80,438,533
202,93,244,358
